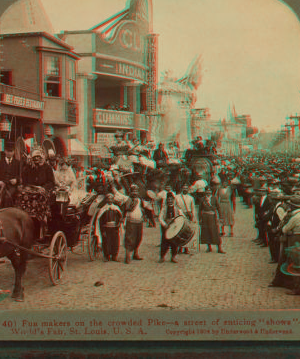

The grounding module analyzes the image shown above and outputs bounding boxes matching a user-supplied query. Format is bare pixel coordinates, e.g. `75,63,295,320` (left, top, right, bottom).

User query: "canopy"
69,139,88,156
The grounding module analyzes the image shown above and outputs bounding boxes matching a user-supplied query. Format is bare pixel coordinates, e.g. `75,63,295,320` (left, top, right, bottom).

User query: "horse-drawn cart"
0,183,106,301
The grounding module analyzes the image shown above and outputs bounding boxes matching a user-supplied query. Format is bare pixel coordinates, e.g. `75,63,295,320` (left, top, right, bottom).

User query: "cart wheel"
88,210,102,261
49,231,68,285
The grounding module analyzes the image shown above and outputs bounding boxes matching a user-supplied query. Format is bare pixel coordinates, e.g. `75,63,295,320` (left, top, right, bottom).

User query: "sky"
39,0,300,132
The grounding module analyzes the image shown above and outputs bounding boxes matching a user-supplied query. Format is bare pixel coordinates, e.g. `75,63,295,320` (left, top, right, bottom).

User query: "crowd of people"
0,135,300,295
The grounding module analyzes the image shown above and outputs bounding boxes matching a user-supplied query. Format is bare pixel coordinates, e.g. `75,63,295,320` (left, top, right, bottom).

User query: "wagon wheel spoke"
57,262,61,280
49,232,68,285
51,260,58,274
58,260,65,274
58,243,67,259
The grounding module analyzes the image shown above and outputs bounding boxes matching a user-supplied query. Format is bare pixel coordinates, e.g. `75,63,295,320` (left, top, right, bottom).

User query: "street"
1,197,300,310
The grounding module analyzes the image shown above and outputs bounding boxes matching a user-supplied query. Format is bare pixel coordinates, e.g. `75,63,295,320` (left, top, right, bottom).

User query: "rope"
0,236,63,260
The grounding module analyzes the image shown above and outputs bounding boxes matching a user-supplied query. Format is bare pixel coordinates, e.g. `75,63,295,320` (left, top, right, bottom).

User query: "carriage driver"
158,192,185,263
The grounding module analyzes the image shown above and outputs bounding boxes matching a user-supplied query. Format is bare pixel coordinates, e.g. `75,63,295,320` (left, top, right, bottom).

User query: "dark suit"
0,157,20,206
257,194,273,245
153,148,168,168
99,206,122,260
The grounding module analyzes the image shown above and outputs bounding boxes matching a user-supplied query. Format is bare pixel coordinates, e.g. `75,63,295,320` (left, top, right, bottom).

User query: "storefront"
60,0,158,162
0,32,80,157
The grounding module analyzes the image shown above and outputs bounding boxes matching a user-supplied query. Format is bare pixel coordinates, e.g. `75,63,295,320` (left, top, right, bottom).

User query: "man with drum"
0,141,20,207
158,192,185,263
175,184,197,254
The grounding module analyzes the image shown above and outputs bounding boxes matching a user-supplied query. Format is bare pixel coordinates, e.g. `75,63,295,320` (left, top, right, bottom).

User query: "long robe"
198,195,221,245
217,186,234,226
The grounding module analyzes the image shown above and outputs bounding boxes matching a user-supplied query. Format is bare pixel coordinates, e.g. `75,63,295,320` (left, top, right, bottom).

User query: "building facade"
60,0,158,160
0,32,79,155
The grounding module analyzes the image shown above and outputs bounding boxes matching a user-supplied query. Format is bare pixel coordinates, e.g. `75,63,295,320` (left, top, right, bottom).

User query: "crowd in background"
1,134,300,295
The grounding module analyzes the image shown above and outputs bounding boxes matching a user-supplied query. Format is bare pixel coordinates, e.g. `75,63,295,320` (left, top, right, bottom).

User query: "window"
0,70,12,85
67,60,76,101
44,56,61,97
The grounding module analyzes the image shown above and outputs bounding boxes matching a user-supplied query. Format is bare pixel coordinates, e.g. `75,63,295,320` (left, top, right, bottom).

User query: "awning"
69,139,88,156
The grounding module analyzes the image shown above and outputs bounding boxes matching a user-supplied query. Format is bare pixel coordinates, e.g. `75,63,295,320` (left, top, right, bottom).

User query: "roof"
1,32,74,51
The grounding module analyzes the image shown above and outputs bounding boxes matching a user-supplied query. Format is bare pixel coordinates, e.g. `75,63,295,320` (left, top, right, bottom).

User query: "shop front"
0,83,44,152
60,0,158,164
0,32,80,158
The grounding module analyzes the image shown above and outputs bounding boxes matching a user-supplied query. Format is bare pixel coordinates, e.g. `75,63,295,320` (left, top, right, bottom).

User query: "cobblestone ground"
1,197,300,310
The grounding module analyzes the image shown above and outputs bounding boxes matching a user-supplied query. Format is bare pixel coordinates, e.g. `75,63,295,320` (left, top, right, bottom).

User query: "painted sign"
2,93,44,110
116,62,146,82
96,58,147,83
94,109,134,128
91,132,115,157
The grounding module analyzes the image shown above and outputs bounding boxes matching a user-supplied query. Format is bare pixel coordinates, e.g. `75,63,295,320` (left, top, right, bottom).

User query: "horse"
0,207,36,302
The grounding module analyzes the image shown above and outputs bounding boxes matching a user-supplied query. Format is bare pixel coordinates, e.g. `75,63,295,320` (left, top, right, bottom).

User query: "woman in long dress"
217,179,235,237
199,186,225,254
54,158,79,206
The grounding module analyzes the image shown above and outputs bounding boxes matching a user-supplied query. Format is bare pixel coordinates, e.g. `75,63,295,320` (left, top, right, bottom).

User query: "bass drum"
165,216,196,247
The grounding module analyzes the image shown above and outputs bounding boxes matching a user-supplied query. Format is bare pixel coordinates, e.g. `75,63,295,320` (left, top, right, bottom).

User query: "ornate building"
60,0,159,160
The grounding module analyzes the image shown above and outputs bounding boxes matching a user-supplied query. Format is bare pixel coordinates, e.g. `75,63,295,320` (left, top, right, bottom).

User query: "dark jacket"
153,148,168,166
0,157,20,185
22,162,55,191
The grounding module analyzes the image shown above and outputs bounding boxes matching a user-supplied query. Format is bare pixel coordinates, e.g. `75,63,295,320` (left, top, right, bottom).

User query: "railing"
136,113,149,131
0,83,40,101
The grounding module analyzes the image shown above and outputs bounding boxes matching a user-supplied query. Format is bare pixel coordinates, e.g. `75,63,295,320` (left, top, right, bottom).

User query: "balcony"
0,83,43,110
136,113,149,131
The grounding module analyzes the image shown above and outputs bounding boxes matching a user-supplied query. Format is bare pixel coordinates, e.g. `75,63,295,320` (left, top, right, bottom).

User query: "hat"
106,193,114,200
288,195,300,207
4,141,14,151
130,184,139,191
280,262,300,276
31,147,44,158
167,192,175,199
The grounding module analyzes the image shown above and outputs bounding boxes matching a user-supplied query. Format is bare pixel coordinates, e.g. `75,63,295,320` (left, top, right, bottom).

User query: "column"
120,85,128,108
128,82,140,139
76,73,97,166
